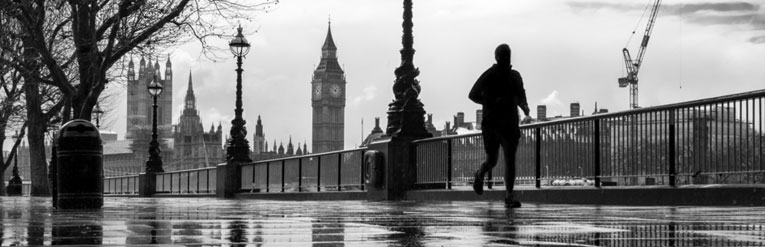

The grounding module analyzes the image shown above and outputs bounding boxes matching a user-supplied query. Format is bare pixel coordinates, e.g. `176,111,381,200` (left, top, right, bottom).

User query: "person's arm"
469,70,490,105
512,70,530,116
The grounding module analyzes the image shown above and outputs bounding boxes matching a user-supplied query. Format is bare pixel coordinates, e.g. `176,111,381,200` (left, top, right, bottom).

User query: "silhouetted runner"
469,44,531,208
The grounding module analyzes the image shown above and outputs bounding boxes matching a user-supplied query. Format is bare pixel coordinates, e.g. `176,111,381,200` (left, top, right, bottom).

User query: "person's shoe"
504,198,522,208
472,171,484,195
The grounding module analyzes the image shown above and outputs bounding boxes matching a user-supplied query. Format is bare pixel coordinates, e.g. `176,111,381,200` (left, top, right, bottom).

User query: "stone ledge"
406,186,765,206
234,191,367,200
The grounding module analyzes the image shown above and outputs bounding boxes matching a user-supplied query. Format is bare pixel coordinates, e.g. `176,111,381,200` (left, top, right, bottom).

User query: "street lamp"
145,75,164,173
6,131,22,196
93,103,104,128
226,25,252,163
385,0,431,138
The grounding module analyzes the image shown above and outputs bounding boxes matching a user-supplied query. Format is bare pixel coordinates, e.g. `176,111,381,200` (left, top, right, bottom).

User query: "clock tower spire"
311,21,346,153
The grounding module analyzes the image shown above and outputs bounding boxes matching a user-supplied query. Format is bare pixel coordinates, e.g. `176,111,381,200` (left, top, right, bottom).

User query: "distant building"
570,102,580,117
170,73,224,170
102,140,143,177
312,22,346,153
126,56,173,141
361,118,386,147
424,114,439,137
593,102,609,115
126,57,174,163
252,115,266,156
476,109,483,130
251,116,305,161
537,105,547,121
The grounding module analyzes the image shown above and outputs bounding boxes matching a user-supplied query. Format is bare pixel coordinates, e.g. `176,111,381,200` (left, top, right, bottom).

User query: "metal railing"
240,149,366,192
103,175,140,194
155,167,217,194
415,90,765,188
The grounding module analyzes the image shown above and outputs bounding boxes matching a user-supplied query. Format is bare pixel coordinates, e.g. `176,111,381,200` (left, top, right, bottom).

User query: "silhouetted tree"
0,0,277,195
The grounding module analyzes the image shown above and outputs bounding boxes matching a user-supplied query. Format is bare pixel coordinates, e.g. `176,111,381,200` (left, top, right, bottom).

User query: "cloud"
664,2,759,15
750,35,765,43
352,86,377,106
683,13,765,28
540,90,562,106
567,1,765,43
567,2,640,13
567,1,760,14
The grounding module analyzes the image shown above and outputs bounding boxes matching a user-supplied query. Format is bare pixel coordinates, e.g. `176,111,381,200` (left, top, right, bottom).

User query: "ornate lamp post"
6,131,23,196
93,103,104,128
226,25,253,163
145,76,164,173
386,0,431,139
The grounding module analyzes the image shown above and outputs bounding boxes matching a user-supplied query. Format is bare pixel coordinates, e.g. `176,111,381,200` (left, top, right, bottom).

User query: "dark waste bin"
55,119,103,209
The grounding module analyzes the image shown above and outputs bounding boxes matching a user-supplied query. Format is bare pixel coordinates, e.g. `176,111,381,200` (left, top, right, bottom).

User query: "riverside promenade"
1,197,764,246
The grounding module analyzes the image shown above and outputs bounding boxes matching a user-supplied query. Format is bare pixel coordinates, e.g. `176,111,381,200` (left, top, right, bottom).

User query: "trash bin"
55,119,103,209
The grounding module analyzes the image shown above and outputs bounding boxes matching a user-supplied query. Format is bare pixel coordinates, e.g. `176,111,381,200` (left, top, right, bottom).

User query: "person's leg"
479,129,501,177
500,132,521,207
473,128,500,194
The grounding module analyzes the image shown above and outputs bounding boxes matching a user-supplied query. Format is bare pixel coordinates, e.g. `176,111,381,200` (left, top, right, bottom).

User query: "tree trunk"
27,117,50,196
0,167,6,196
71,1,102,121
24,77,52,197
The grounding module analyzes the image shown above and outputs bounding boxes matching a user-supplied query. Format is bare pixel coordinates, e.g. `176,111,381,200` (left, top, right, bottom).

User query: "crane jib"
619,0,661,109
641,35,650,48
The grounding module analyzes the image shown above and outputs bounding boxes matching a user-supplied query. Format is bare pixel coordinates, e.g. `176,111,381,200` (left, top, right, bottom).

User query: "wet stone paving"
0,197,764,246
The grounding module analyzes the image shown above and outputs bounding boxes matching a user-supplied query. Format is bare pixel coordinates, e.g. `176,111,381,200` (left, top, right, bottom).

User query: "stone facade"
170,73,224,170
311,22,346,153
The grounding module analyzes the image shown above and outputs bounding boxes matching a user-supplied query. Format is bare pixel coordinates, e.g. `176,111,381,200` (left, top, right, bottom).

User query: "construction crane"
619,0,661,109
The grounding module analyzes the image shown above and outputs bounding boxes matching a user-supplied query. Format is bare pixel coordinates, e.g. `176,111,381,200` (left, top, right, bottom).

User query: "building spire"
184,71,196,110
255,115,264,137
322,21,337,51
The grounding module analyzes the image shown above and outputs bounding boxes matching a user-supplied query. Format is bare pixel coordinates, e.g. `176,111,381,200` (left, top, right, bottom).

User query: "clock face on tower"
313,85,322,99
329,84,342,98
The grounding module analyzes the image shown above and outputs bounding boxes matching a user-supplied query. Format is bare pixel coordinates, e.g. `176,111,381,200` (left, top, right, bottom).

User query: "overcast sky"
102,0,764,151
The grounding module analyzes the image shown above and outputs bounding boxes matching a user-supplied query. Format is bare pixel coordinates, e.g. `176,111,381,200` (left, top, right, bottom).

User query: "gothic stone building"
126,57,173,140
252,115,307,161
126,57,174,160
312,22,346,153
171,73,224,170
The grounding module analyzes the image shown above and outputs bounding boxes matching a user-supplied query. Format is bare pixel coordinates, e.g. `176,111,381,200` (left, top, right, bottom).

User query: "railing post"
487,162,493,189
217,162,243,198
281,160,286,192
360,150,366,191
535,127,542,188
337,153,342,191
317,156,322,192
298,158,303,192
669,109,677,186
446,139,453,190
594,119,601,188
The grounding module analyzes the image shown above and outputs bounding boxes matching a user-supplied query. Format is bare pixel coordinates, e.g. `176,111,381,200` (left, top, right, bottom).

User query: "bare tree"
1,0,277,195
0,56,27,196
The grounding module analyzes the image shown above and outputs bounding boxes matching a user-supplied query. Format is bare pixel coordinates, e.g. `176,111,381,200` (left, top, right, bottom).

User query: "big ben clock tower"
312,22,346,153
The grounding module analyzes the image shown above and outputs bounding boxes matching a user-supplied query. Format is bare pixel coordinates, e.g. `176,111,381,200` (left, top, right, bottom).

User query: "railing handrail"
104,174,141,179
249,148,367,165
414,89,765,144
155,165,220,175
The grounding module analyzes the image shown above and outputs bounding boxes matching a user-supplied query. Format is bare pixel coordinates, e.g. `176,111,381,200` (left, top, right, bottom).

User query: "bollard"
55,120,103,209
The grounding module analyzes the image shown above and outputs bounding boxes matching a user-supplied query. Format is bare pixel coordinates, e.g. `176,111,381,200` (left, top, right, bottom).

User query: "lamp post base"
6,176,23,196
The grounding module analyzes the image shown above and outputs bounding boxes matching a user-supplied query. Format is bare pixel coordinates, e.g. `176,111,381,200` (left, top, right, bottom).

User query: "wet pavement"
1,197,764,246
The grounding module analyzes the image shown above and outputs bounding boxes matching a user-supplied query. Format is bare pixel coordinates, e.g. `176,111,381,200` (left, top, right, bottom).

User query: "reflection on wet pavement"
0,197,763,246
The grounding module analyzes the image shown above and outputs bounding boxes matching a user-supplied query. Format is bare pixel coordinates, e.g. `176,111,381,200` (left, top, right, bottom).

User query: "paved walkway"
1,197,764,246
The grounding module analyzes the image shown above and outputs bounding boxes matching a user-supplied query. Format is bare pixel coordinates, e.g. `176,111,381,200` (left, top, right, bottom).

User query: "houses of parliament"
101,22,346,175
